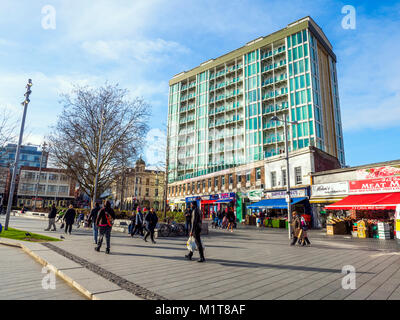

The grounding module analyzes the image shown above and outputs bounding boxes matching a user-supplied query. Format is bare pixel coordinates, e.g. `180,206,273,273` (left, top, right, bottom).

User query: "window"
197,181,200,191
202,180,205,189
295,167,302,185
282,169,287,186
145,188,150,196
221,176,225,186
155,189,159,197
246,172,250,182
229,174,233,184
214,177,218,187
256,168,261,180
237,174,241,183
146,178,150,185
208,179,211,188
155,179,159,186
271,171,277,187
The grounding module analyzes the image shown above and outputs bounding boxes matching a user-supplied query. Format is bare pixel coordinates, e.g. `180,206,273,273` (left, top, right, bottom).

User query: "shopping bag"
186,236,197,252
60,223,65,229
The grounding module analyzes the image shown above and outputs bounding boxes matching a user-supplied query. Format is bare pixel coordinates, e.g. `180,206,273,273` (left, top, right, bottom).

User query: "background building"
112,159,165,211
16,166,75,208
0,144,48,169
167,16,344,186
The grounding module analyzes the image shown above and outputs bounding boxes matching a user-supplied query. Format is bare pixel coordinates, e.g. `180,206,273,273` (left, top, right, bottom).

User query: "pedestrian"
88,202,101,244
211,210,217,228
184,207,192,236
128,211,136,235
131,207,144,237
144,208,158,244
300,215,311,246
76,211,85,228
290,211,302,246
185,201,205,262
56,209,65,222
95,200,116,254
227,208,235,232
44,204,57,231
217,209,223,228
63,204,76,235
222,209,228,229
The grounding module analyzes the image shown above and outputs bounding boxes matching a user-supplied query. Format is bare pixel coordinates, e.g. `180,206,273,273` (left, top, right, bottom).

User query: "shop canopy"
325,192,400,210
247,197,307,209
216,198,235,203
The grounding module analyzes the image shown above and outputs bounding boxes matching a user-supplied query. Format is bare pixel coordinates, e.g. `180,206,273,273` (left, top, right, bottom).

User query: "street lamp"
33,142,47,211
4,79,33,230
270,114,297,239
92,108,105,209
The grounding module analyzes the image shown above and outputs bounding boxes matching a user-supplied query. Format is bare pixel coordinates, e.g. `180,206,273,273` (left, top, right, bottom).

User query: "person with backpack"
95,200,116,254
143,208,158,244
88,202,100,244
45,204,57,231
131,207,144,237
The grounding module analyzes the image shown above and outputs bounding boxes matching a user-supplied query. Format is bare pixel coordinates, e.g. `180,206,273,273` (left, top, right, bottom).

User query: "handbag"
186,236,197,252
60,223,65,229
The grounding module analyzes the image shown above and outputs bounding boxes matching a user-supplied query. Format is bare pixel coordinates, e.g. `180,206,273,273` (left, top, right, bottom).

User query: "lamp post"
271,114,297,239
4,79,33,230
33,142,47,212
92,109,105,209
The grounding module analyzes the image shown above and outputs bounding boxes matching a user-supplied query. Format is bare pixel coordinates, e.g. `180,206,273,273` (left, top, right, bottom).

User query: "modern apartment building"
167,16,345,186
0,144,48,169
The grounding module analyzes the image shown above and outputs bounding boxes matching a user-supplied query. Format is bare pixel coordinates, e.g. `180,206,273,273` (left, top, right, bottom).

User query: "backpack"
301,216,308,231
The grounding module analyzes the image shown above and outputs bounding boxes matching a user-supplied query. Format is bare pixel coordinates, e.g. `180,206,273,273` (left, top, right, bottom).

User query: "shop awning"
325,192,400,210
247,197,307,209
309,197,345,204
216,199,235,203
201,200,217,204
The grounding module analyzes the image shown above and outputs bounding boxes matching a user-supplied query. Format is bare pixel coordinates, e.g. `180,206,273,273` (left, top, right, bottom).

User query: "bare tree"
48,83,151,204
0,108,17,148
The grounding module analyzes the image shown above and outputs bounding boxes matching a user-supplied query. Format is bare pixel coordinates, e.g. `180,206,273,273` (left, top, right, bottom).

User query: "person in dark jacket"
184,207,192,236
144,208,158,244
128,211,136,236
227,208,235,232
290,211,302,246
63,204,76,235
45,204,57,231
88,202,100,244
185,201,205,262
95,200,116,254
131,207,144,237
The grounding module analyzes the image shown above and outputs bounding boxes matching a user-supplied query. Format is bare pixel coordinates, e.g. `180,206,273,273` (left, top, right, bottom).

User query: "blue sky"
0,0,399,168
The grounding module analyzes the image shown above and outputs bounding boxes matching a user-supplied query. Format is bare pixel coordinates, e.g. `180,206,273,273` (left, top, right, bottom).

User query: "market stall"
325,192,400,239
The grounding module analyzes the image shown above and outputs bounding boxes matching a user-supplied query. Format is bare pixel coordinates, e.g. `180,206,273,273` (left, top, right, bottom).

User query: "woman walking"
290,211,302,246
144,208,158,244
227,208,235,232
63,204,76,235
300,215,311,246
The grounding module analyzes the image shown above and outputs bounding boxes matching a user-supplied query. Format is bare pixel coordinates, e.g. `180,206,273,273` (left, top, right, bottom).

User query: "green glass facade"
167,18,345,184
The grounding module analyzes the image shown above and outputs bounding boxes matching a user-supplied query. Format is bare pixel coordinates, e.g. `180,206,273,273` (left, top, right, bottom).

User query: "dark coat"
144,212,158,230
48,207,57,219
190,207,202,234
64,208,76,224
96,207,116,227
135,211,143,225
88,206,100,224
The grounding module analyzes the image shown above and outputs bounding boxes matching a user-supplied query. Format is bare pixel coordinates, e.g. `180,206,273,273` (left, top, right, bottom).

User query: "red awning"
325,192,400,210
201,200,217,204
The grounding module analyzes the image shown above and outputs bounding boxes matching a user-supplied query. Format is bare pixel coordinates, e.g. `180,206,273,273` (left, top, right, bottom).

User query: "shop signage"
356,166,400,180
265,188,308,199
311,182,349,197
219,192,235,199
200,194,219,201
349,176,400,194
248,189,263,201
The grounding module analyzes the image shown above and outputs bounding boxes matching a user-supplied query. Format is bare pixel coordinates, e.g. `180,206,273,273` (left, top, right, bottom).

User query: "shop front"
216,192,236,216
310,182,348,228
325,176,400,239
185,193,236,219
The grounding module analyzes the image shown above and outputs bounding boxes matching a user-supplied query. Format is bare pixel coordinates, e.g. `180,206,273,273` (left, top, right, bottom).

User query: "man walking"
144,208,158,244
88,202,100,244
95,200,116,254
131,207,144,237
63,204,76,235
185,201,205,263
184,207,192,236
290,211,302,246
44,204,57,231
